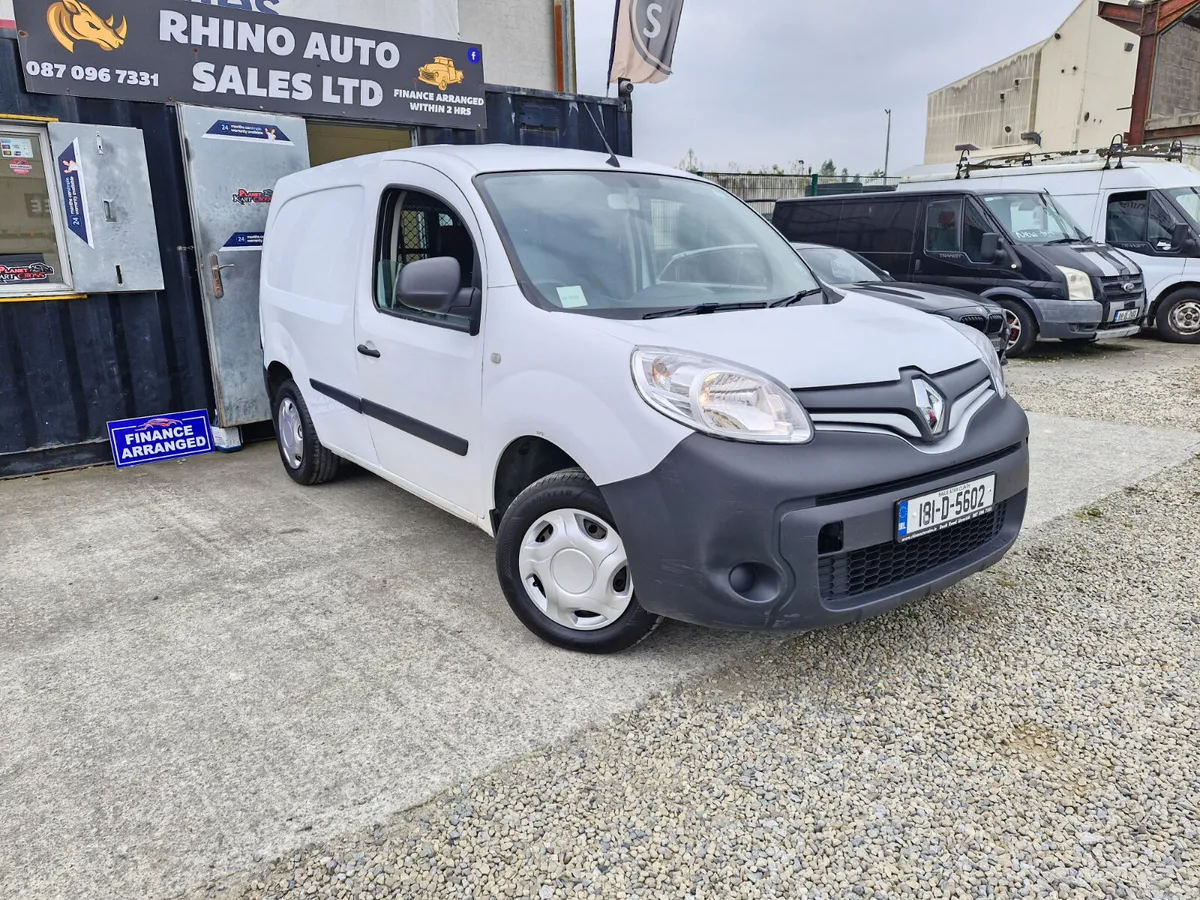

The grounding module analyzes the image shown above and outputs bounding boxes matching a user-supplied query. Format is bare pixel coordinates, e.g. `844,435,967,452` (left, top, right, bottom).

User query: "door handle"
208,252,235,299
357,344,381,358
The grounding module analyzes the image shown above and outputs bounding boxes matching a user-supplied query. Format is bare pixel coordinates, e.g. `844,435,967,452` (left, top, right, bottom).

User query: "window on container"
0,126,72,295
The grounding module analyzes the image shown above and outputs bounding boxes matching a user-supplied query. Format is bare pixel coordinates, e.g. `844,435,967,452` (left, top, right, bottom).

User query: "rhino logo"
47,0,128,53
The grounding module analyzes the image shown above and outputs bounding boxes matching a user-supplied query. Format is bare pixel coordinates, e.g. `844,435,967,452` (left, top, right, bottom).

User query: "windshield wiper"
1042,237,1080,245
642,301,768,320
768,288,824,308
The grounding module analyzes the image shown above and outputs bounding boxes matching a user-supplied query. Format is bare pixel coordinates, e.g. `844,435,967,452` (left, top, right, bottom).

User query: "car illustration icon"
418,57,465,91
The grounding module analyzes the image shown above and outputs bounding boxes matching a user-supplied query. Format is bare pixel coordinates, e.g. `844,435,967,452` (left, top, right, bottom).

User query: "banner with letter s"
608,0,685,85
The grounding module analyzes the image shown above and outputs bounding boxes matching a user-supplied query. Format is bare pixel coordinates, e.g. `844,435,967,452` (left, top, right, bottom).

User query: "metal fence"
696,172,902,217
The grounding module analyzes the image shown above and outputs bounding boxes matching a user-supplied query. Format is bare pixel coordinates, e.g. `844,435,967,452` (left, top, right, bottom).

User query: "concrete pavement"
2,403,1198,899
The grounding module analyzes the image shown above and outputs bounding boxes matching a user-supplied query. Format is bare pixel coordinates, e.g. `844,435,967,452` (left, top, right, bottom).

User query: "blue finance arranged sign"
107,410,215,469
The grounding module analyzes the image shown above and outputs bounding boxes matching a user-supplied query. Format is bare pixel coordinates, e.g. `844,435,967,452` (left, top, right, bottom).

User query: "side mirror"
1173,221,1196,252
395,256,461,314
980,232,1001,262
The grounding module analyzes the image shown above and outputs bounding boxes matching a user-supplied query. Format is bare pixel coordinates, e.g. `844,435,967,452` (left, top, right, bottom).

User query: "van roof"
774,187,1045,207
291,144,690,180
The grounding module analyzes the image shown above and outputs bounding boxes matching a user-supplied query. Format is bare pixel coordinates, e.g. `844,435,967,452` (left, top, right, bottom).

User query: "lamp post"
884,109,892,180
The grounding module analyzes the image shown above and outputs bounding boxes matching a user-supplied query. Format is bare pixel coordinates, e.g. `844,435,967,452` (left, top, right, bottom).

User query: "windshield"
980,192,1089,244
1166,187,1200,228
475,170,820,316
794,246,890,284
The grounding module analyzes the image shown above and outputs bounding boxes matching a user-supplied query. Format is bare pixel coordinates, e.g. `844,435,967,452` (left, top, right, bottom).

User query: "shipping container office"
0,37,631,479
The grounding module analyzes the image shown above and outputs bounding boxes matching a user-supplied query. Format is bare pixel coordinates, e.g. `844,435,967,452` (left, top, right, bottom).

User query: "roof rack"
955,134,1185,178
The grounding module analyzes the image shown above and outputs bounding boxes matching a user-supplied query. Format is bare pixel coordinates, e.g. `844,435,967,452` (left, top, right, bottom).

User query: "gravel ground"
184,455,1200,900
1005,339,1200,431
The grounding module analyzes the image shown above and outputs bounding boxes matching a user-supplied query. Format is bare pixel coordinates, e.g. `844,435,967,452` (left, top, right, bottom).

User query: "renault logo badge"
912,378,947,436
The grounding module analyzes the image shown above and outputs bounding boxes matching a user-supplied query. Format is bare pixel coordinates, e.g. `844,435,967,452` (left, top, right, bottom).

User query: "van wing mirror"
1172,221,1195,251
395,256,461,314
980,232,1001,262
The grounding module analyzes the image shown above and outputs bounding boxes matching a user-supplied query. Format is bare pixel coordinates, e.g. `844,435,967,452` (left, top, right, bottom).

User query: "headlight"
1056,266,1095,300
948,321,1007,399
631,347,813,444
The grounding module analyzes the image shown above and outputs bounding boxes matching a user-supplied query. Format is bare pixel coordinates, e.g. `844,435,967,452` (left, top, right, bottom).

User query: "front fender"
481,367,689,493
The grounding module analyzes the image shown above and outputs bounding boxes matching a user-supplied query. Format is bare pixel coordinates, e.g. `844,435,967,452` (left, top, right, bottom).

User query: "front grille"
959,314,987,333
987,312,1005,335
818,502,1008,603
1100,274,1143,300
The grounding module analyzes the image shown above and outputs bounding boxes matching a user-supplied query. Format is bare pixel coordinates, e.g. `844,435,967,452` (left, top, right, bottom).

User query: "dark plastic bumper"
600,396,1030,632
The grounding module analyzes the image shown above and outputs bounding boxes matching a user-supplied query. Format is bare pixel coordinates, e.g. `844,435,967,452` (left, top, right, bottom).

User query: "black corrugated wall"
0,38,212,478
0,37,631,479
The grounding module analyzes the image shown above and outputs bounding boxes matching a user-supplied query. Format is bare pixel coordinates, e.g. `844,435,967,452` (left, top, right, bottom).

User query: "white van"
259,146,1030,653
900,148,1200,343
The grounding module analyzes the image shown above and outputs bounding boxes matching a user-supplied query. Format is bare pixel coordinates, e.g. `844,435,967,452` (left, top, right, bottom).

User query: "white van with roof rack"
899,141,1200,343
259,145,1029,654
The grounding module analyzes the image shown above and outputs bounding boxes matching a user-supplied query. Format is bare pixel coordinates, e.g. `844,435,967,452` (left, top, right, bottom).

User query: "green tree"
818,159,837,177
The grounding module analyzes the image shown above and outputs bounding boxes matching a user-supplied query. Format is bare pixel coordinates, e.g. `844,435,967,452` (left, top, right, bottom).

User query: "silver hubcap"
1170,299,1200,335
518,508,633,631
1003,310,1022,350
278,398,304,469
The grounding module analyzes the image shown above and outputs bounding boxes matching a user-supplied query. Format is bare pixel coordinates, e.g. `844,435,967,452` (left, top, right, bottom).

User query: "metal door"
177,105,310,428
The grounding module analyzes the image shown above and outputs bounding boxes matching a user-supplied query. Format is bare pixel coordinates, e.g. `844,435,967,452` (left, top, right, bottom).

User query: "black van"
772,189,1147,356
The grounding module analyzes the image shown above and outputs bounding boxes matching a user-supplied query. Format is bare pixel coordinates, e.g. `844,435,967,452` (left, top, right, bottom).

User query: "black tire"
997,300,1037,358
1155,290,1200,344
273,379,340,486
495,468,662,654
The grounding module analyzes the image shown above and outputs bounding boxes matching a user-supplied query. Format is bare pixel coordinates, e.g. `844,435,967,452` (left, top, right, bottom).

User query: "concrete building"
925,0,1140,163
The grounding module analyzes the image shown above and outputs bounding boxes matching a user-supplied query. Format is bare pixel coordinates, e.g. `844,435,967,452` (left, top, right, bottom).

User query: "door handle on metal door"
357,343,381,358
208,252,234,299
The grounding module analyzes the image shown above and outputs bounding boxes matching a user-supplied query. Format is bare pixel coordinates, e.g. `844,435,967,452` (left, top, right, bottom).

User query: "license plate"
897,475,996,543
1112,308,1140,323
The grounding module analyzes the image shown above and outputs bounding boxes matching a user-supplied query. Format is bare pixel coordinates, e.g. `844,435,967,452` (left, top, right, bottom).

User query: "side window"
835,200,873,250
867,200,918,255
963,202,991,263
1107,192,1149,244
375,188,476,326
0,127,72,295
778,202,838,244
1148,195,1181,249
925,199,962,252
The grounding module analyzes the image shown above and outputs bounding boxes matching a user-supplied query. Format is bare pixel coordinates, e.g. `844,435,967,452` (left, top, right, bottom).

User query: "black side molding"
309,379,469,458
310,379,362,413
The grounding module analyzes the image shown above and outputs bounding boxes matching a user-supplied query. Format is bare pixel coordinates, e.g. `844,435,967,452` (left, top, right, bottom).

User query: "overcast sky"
574,0,1086,174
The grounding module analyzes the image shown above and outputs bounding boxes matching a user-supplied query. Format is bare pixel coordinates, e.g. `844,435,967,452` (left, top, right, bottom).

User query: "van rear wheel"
997,301,1037,357
274,379,340,486
495,469,662,654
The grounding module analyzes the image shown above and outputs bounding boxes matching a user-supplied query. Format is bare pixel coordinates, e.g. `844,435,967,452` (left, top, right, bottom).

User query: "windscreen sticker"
556,285,588,308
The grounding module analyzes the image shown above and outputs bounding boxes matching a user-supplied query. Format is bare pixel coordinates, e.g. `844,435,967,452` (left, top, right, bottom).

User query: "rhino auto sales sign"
13,0,487,129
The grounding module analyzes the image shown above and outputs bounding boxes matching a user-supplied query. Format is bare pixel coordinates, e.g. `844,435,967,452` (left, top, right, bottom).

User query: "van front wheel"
1156,290,1200,343
997,301,1037,357
495,469,662,654
273,380,340,486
